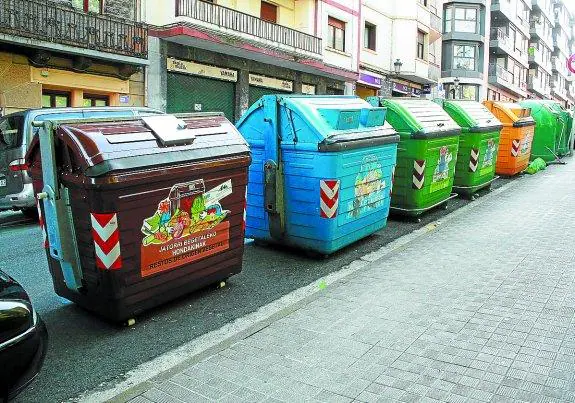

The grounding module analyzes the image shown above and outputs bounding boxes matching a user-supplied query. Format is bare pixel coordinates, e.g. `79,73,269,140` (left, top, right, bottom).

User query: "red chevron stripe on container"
412,160,425,190
469,148,479,172
511,139,520,157
91,212,122,270
320,179,340,219
36,199,48,249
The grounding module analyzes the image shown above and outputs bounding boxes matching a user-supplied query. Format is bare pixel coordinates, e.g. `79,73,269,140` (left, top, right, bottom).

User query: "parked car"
0,107,162,217
0,270,48,401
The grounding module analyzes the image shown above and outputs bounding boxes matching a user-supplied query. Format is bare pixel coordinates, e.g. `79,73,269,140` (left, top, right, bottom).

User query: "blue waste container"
236,95,400,255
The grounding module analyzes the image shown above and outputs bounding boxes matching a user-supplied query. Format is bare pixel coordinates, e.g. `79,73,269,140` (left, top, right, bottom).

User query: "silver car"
0,107,162,217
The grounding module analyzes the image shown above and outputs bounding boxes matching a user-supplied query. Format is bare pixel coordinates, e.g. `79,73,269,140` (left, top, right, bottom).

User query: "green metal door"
167,73,235,121
248,86,290,108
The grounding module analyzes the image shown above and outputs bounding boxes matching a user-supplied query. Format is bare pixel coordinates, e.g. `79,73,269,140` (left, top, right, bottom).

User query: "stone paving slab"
131,163,575,403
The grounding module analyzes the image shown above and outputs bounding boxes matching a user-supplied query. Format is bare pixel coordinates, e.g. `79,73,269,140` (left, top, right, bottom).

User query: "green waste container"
518,100,569,162
438,100,503,198
368,98,461,217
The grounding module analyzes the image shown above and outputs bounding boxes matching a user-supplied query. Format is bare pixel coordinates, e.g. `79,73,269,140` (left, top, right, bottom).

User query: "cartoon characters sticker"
432,146,453,183
482,139,497,168
140,179,232,277
347,155,387,219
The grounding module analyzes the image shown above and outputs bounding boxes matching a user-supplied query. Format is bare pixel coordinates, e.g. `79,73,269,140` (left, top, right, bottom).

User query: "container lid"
519,100,567,119
236,95,399,152
26,113,250,178
440,100,503,133
483,101,535,127
369,97,461,139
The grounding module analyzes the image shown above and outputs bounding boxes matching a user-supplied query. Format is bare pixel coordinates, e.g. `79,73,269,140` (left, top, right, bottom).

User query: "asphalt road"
2,178,514,403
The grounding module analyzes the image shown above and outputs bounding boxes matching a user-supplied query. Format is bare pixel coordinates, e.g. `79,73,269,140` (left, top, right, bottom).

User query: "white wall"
319,0,360,75
360,1,393,72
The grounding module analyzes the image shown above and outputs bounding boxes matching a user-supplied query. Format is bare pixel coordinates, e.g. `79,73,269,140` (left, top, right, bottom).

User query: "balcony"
551,82,568,101
428,62,441,82
530,21,554,49
174,0,322,55
531,0,554,23
429,5,442,39
488,63,527,97
491,0,530,36
0,0,148,59
528,47,552,73
490,27,513,54
552,55,570,78
528,75,550,97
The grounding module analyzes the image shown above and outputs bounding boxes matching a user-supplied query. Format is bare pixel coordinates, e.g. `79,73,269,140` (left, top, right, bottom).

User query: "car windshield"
0,114,24,151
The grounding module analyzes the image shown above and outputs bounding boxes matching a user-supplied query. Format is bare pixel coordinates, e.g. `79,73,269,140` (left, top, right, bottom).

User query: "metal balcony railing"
175,0,322,55
489,63,511,81
0,0,147,58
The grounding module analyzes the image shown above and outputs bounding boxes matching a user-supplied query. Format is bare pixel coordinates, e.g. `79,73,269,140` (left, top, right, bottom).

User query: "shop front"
392,80,423,98
355,71,382,99
166,58,237,122
248,73,293,107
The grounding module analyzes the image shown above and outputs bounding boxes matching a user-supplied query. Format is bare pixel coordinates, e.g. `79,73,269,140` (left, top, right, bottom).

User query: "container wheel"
253,240,269,248
305,250,330,260
125,318,136,327
217,280,226,289
442,202,449,210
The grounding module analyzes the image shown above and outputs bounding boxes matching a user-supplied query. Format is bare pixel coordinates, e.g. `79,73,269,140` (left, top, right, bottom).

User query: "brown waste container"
26,113,250,323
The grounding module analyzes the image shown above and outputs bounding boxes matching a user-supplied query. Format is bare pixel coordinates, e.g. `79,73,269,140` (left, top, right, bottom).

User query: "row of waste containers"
27,96,572,323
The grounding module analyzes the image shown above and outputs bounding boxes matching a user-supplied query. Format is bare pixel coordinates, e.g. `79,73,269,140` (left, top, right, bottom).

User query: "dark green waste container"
519,100,569,162
438,100,503,198
368,98,461,217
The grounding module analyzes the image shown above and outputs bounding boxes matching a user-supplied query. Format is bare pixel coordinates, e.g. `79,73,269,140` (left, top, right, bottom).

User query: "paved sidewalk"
129,162,575,403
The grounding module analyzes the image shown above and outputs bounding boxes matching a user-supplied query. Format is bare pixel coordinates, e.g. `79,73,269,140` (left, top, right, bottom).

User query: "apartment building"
527,0,554,100
487,0,531,102
551,0,574,108
0,0,147,114
357,0,443,99
441,0,490,101
144,0,360,121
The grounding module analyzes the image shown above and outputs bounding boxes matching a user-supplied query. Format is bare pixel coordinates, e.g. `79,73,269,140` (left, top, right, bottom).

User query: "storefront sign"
358,72,382,88
119,95,130,104
140,179,233,277
393,82,422,96
568,54,575,74
302,83,316,95
167,57,238,82
249,74,293,92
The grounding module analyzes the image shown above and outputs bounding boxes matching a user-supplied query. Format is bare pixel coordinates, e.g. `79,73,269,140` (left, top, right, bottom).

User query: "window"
328,17,346,52
42,91,70,108
260,1,277,23
454,7,477,33
71,0,103,13
453,44,476,70
0,115,24,150
83,94,109,107
417,30,425,59
447,84,478,100
444,7,452,33
364,22,376,51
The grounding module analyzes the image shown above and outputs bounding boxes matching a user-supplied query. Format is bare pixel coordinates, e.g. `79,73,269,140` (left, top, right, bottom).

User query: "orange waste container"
483,101,535,176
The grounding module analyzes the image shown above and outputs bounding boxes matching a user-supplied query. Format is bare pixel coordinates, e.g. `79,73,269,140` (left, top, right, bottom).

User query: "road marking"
76,179,522,403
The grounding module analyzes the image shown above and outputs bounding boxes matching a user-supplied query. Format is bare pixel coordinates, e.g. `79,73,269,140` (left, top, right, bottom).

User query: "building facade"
0,0,147,114
357,0,443,100
441,0,490,101
487,0,531,102
144,0,360,121
527,0,554,100
550,0,574,108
